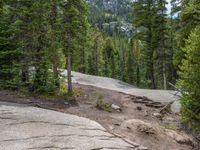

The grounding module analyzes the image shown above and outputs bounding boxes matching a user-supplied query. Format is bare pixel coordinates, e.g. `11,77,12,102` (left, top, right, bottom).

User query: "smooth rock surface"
62,70,180,112
0,102,135,150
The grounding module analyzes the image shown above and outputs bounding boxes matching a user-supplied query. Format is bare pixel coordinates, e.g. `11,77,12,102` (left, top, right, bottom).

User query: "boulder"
165,129,194,146
121,119,158,135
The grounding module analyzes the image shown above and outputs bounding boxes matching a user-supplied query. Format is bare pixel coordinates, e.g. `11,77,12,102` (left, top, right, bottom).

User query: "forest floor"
0,84,199,150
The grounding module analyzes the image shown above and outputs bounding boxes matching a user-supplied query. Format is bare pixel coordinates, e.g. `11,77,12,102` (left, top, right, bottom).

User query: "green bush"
96,95,110,112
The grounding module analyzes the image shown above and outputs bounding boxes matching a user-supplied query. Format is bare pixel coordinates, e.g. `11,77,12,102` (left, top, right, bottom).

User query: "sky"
166,0,172,14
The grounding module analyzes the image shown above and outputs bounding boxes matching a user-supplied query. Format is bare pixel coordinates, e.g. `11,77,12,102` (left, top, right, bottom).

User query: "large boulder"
121,119,160,135
165,129,195,146
121,119,195,147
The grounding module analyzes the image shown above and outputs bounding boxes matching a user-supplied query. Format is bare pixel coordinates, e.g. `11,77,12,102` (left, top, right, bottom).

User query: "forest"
0,0,200,133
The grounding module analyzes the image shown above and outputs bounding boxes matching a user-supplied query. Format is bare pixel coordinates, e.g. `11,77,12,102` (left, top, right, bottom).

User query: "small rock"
111,104,121,112
153,112,162,119
108,125,114,130
165,117,175,122
64,102,69,105
137,146,148,150
136,106,142,111
144,110,148,116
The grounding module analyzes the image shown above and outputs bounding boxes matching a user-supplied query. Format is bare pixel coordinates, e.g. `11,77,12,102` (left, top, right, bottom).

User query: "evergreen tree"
177,25,200,131
126,46,135,84
103,38,115,78
0,0,20,89
87,29,104,76
49,0,60,87
152,0,168,89
112,36,128,81
173,0,200,70
133,0,158,88
61,0,88,94
9,0,57,93
130,39,142,86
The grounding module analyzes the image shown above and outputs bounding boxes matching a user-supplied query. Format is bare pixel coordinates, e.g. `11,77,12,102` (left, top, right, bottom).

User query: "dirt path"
0,84,197,150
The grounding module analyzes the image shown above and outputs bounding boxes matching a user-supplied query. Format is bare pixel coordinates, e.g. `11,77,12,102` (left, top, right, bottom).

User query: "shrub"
96,95,110,112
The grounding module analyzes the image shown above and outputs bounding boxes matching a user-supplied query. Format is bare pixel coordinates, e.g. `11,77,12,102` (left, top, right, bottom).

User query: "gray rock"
165,129,195,146
0,102,135,150
121,119,158,135
153,112,162,119
137,146,148,150
111,104,121,112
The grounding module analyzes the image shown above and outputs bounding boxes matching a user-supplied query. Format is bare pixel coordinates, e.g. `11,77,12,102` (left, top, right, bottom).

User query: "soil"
0,83,198,150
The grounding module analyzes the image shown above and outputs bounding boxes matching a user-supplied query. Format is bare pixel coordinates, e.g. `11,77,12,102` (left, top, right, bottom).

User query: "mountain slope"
87,0,135,36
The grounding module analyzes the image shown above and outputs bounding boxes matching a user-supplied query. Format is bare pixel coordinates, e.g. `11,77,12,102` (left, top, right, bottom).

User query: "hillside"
87,0,135,36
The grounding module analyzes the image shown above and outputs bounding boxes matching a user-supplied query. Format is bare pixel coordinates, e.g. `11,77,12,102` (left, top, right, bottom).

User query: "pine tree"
173,0,200,70
0,0,21,89
61,0,88,94
152,0,168,89
87,29,104,76
130,39,142,86
112,35,128,81
28,0,50,92
133,0,156,88
103,38,115,78
49,0,60,87
9,0,55,93
177,25,200,131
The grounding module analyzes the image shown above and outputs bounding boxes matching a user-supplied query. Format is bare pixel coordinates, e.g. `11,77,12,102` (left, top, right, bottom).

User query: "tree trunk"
94,43,98,75
50,0,59,87
67,53,73,94
80,48,85,73
53,62,59,86
136,64,140,87
21,66,29,82
149,62,156,89
163,64,167,90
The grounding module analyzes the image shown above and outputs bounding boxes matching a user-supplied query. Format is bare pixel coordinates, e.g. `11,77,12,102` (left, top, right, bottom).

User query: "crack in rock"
79,128,106,132
7,121,76,127
0,134,116,143
0,109,10,112
0,136,45,143
26,146,74,150
0,112,13,115
48,134,76,138
78,135,115,138
91,147,134,150
0,117,17,120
